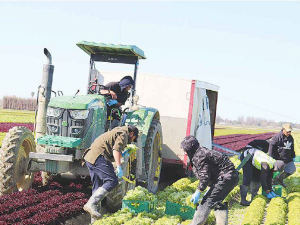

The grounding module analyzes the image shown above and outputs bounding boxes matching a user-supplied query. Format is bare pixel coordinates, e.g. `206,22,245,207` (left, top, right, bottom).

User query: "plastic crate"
37,135,81,148
37,135,55,145
122,200,156,214
262,185,282,197
165,201,195,220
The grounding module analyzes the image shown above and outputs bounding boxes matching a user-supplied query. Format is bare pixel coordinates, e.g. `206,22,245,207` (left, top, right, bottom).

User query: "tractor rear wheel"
143,119,163,193
106,156,136,212
0,127,36,195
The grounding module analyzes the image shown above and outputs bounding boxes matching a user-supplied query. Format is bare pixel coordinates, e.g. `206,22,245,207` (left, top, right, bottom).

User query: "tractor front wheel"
0,127,36,195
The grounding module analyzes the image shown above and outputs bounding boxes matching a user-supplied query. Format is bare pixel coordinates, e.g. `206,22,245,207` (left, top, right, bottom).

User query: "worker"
268,123,296,187
181,136,239,225
239,139,269,206
100,76,134,129
82,125,138,222
239,145,285,206
100,75,134,107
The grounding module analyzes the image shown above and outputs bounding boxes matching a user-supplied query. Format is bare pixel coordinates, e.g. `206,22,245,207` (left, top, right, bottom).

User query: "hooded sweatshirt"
268,130,295,163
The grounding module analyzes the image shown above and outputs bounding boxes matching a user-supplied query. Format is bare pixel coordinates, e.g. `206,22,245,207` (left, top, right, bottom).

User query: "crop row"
287,192,300,225
241,195,267,225
0,192,86,223
264,197,287,225
214,133,274,145
0,122,34,132
213,132,275,151
0,190,61,216
0,109,35,123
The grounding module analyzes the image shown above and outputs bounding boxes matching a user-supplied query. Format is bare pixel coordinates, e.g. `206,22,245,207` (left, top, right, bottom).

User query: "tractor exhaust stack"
35,48,54,141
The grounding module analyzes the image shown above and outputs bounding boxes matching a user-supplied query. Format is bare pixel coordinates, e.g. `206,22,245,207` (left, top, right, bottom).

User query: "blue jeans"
86,155,118,194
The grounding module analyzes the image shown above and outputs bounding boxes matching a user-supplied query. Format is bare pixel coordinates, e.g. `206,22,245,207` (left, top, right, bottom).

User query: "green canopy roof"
77,41,146,59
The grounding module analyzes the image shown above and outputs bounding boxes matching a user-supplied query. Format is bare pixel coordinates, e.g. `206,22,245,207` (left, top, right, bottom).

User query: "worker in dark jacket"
181,136,239,225
82,125,138,222
100,76,134,129
268,124,296,187
100,76,134,106
239,144,285,206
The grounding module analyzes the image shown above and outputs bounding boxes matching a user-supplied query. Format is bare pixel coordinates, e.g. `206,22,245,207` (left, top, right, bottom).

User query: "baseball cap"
282,124,292,132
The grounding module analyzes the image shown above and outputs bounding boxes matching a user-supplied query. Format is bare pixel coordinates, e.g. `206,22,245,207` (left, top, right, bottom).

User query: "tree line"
216,115,300,129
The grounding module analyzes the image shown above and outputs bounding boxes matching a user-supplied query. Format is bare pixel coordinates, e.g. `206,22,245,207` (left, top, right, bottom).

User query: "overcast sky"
0,1,299,123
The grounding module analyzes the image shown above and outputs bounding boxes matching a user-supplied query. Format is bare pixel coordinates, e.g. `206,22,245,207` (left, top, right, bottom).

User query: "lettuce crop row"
264,197,287,225
0,122,34,132
0,189,38,205
0,192,86,223
241,195,267,225
18,198,88,225
287,192,300,225
213,132,275,151
0,190,61,216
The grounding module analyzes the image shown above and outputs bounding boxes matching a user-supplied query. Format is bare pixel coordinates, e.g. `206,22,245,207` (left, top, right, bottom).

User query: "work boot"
240,185,251,206
215,202,228,225
250,181,261,201
190,202,211,225
83,187,109,219
274,172,291,188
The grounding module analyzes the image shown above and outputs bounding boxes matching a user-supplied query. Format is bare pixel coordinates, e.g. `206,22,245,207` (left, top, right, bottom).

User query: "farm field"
0,109,300,224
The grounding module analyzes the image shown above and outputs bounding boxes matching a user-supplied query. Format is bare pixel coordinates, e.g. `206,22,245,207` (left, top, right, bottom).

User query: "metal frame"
87,53,139,105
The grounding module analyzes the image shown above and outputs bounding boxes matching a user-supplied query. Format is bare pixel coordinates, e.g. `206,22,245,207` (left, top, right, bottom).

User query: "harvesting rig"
0,42,163,211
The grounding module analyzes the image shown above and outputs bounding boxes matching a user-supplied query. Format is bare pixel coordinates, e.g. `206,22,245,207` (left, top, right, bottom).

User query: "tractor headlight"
69,110,89,120
47,107,63,118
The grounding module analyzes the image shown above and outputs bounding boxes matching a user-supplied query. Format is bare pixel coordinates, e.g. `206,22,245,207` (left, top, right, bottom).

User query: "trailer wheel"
106,156,136,212
144,119,162,193
0,127,36,195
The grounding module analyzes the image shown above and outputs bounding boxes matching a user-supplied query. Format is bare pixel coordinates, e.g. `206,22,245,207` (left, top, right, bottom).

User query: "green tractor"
0,41,163,211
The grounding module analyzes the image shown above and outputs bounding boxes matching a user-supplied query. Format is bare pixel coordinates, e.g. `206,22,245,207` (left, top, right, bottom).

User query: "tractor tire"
143,119,163,193
0,127,36,195
106,156,136,212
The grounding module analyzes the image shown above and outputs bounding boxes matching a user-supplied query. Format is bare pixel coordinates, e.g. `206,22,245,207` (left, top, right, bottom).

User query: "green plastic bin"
262,185,282,197
122,200,156,214
165,201,195,220
37,135,81,148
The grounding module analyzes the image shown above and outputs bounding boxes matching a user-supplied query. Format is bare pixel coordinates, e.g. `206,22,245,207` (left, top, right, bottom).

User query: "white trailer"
101,72,219,170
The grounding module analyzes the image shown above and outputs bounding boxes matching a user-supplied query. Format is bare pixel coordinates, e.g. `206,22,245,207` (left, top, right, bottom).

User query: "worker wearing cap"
100,76,134,129
181,136,239,225
239,145,285,206
82,125,138,222
268,124,296,187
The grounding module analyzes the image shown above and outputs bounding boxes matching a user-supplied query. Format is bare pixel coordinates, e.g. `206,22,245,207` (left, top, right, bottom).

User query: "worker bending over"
181,136,239,225
82,125,138,223
239,146,285,206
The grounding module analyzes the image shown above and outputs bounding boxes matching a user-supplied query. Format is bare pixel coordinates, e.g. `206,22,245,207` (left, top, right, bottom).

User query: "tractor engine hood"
48,94,105,110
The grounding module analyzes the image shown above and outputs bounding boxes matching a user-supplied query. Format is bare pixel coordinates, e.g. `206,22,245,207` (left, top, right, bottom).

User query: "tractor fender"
125,107,160,148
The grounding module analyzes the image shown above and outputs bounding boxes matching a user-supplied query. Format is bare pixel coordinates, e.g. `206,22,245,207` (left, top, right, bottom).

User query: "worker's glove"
270,191,279,198
107,99,118,106
122,148,130,158
190,190,201,204
116,166,123,178
266,192,275,199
